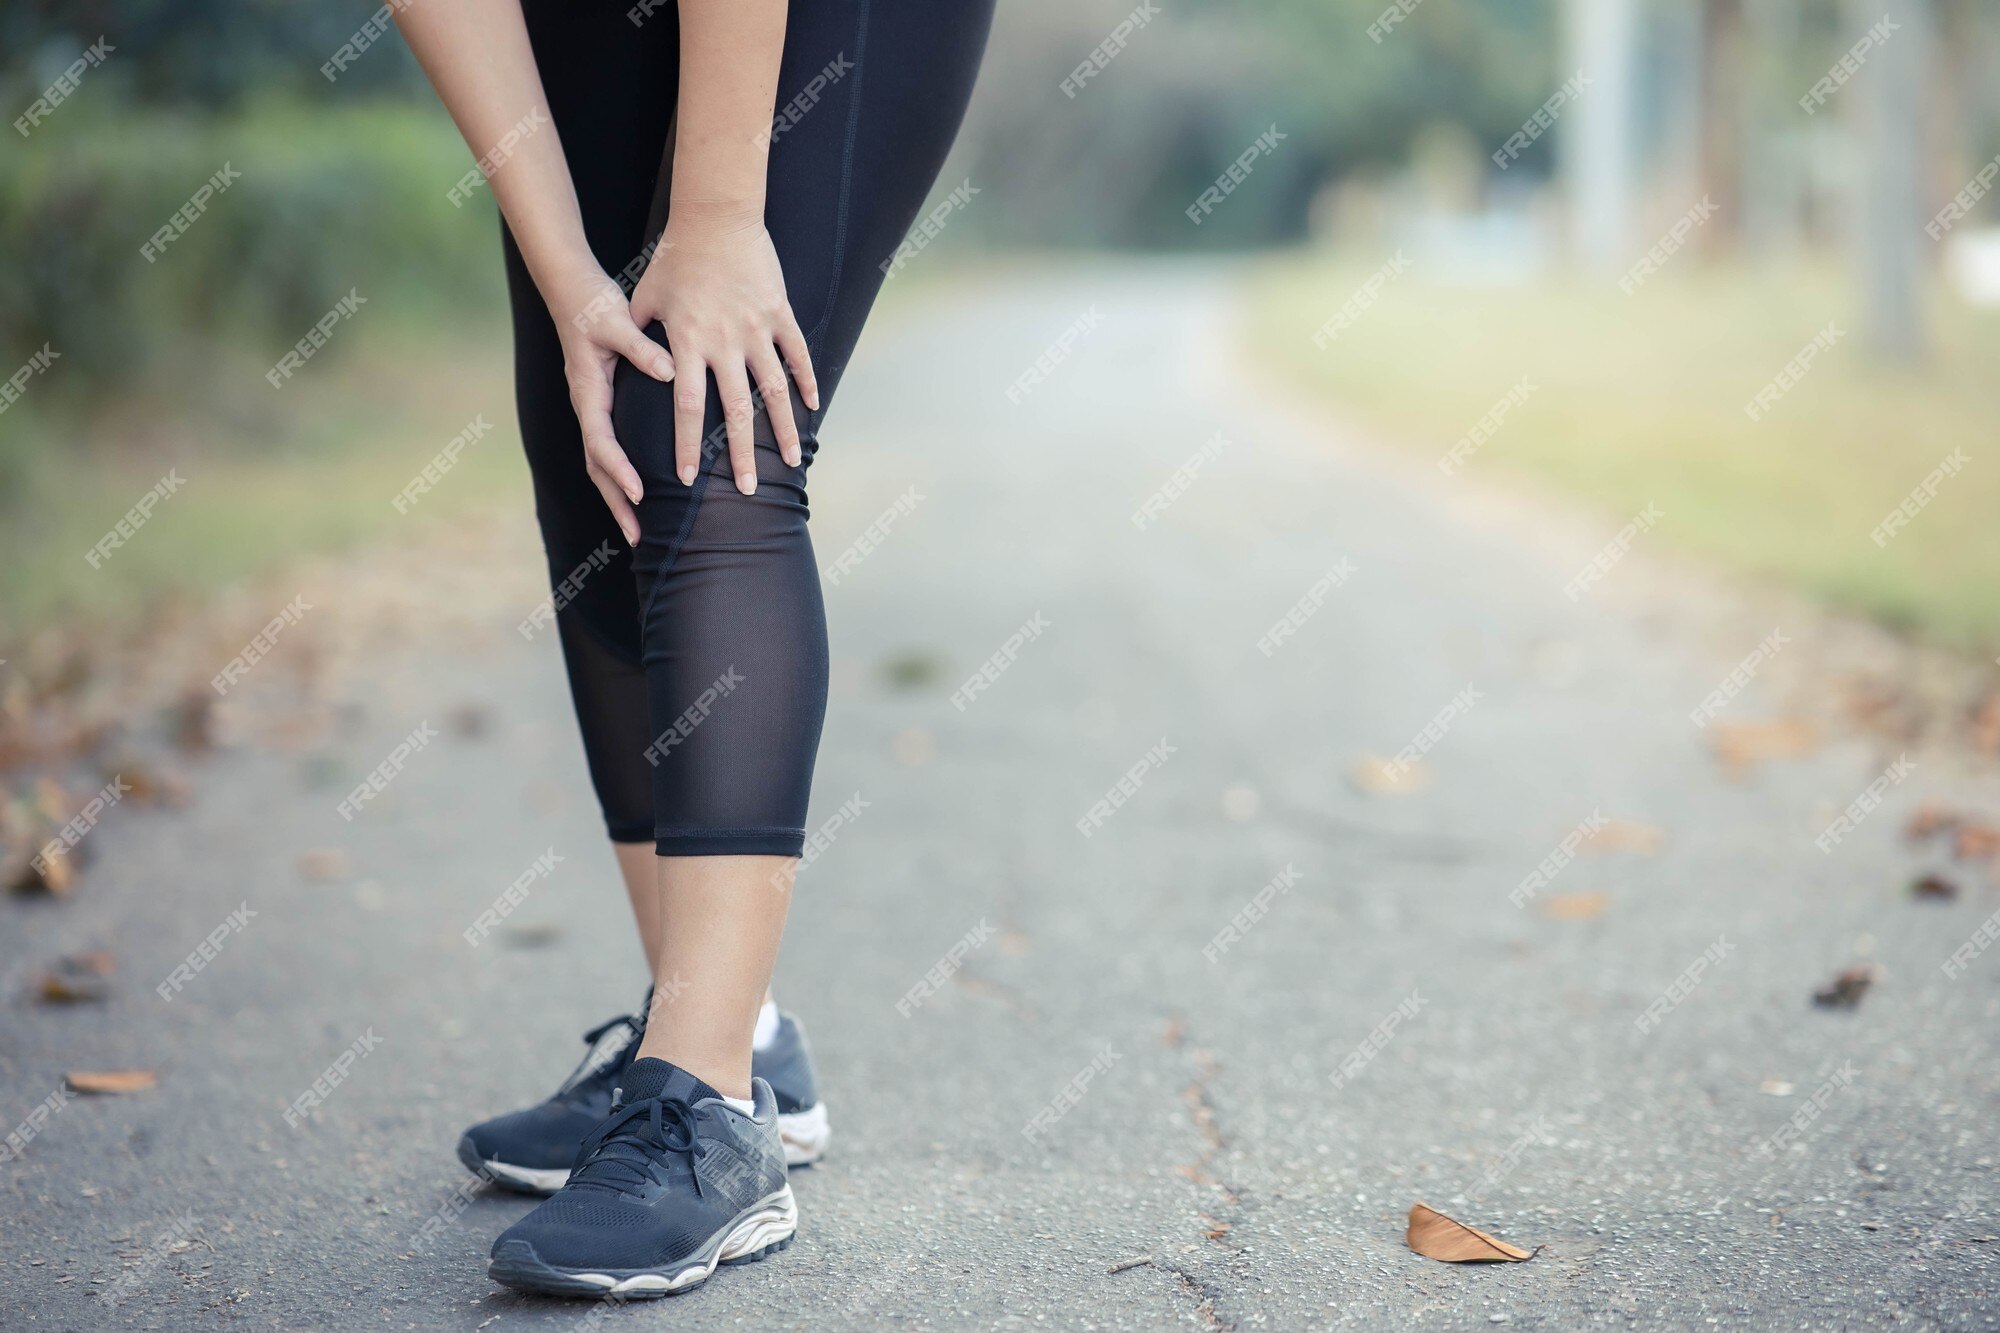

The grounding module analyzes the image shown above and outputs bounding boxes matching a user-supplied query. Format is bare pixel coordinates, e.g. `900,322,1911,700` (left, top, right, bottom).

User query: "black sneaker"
759,1011,832,1167
487,1058,796,1299
458,999,829,1193
457,1010,641,1193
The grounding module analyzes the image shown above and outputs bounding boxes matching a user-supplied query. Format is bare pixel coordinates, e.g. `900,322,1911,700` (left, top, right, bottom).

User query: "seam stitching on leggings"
640,461,718,626
805,0,871,348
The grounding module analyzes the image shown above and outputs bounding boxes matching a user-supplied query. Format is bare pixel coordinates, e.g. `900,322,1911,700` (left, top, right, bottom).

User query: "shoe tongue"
615,1056,723,1107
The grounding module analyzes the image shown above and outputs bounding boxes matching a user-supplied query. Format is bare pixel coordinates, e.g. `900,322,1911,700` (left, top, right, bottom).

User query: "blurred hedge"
0,99,501,398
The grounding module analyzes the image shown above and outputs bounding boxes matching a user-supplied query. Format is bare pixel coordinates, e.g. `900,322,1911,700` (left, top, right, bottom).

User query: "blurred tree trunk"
1742,0,1806,255
1564,0,1641,273
1698,0,1748,252
1852,0,1930,361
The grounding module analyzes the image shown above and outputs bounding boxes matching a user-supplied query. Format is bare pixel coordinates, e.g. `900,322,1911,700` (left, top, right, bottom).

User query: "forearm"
396,0,600,301
670,0,788,229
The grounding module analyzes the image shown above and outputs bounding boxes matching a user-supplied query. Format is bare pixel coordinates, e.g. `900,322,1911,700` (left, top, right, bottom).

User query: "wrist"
535,252,617,323
666,195,767,240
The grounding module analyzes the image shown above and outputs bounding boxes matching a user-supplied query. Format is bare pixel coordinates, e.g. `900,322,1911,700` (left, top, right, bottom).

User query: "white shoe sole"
778,1102,831,1167
488,1186,797,1298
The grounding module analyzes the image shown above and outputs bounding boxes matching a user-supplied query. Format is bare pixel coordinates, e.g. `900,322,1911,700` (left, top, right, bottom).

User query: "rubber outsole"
459,1103,828,1196
487,1188,797,1299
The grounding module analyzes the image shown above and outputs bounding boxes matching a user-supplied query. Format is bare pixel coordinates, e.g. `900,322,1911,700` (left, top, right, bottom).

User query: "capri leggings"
502,0,994,857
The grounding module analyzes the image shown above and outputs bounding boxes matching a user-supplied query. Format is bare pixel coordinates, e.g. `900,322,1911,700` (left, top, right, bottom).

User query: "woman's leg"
504,0,679,969
611,0,999,1096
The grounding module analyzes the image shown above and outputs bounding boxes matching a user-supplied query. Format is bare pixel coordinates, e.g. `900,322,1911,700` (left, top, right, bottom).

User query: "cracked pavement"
3,261,1998,1329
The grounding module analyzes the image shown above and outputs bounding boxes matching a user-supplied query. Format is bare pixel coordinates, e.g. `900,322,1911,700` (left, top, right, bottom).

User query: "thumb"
611,316,674,383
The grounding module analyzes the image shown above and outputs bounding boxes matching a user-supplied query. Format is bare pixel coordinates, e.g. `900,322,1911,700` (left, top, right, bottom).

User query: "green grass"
0,330,524,637
1244,252,2000,651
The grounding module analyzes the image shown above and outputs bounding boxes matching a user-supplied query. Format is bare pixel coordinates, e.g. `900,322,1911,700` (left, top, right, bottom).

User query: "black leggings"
503,0,993,857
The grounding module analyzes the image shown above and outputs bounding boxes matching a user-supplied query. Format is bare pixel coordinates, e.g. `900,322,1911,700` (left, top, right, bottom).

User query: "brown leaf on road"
1953,821,2000,861
1967,691,2000,756
1904,803,1957,842
65,1070,157,1095
297,849,351,882
1405,1203,1533,1263
1812,962,1883,1009
1350,755,1428,796
35,951,116,1003
1708,719,1817,780
1578,820,1663,855
1540,890,1608,920
7,842,76,895
1911,874,1960,902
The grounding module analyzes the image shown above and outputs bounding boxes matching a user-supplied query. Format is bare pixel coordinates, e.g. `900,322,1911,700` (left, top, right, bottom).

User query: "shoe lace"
553,1012,644,1100
568,1095,702,1196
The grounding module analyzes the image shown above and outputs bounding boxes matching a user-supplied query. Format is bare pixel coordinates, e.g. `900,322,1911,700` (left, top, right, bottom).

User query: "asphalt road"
3,261,1997,1330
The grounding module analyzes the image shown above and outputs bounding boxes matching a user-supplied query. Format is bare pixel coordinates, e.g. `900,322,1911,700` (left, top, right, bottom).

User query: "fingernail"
738,473,756,495
679,465,696,486
656,360,673,380
626,487,642,504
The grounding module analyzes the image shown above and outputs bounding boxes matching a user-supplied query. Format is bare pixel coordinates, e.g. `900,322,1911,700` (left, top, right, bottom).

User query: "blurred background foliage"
3,0,1999,645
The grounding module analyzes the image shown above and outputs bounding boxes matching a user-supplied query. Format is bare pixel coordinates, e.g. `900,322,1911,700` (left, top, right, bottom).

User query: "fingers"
751,345,801,468
568,366,643,501
611,317,675,383
673,355,708,487
775,309,820,411
713,360,759,495
585,458,642,547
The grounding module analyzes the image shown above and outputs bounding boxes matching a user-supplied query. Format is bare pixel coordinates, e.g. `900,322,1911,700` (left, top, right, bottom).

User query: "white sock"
751,1000,781,1051
721,1093,757,1117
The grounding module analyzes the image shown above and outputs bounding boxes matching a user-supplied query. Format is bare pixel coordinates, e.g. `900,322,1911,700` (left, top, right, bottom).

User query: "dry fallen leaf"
1540,890,1608,921
65,1070,157,1095
297,849,351,882
1968,692,2000,756
1953,821,2000,861
1904,803,1957,842
35,951,115,1004
1812,963,1882,1010
8,842,76,895
1708,719,1817,779
1350,755,1429,796
1579,820,1663,855
449,703,493,739
1911,874,1960,902
1406,1203,1532,1263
